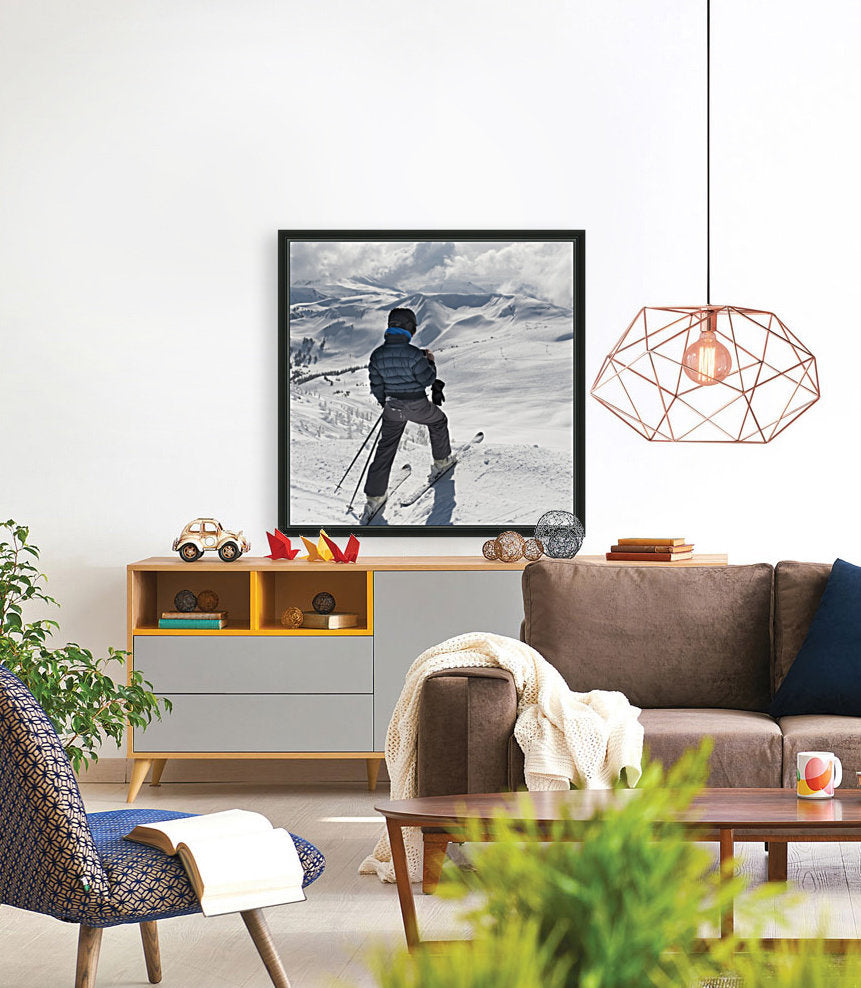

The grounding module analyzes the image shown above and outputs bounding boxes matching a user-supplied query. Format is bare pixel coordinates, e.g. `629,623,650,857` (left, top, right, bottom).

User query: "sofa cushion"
771,559,861,717
773,560,831,692
639,709,783,787
522,561,774,710
778,715,861,788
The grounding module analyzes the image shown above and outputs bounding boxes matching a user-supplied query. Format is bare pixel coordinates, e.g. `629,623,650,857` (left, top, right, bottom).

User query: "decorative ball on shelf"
482,539,498,561
494,530,526,563
535,510,585,559
523,537,545,561
196,589,219,612
312,591,336,614
173,589,198,613
281,606,304,629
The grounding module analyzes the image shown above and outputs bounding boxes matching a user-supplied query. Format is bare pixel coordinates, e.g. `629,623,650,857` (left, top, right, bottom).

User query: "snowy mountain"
287,282,575,526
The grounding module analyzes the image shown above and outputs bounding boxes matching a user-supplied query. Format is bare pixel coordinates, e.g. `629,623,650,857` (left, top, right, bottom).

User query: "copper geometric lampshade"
591,304,820,443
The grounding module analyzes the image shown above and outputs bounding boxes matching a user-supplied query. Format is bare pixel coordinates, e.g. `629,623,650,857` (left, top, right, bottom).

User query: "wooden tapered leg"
767,840,788,882
387,819,420,949
149,759,168,787
75,925,103,988
140,921,162,984
422,833,449,894
366,757,383,792
718,828,735,939
127,758,153,803
241,909,291,988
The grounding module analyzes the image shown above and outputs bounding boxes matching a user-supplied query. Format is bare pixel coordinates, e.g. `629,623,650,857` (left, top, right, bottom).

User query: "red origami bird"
265,530,301,560
321,533,361,563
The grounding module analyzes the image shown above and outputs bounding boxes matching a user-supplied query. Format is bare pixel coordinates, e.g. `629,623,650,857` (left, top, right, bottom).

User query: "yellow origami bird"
300,530,335,561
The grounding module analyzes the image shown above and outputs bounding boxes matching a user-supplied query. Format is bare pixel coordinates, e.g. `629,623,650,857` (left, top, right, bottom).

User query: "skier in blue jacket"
362,307,453,521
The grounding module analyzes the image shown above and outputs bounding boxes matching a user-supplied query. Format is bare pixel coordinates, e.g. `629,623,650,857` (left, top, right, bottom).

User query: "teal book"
158,618,226,629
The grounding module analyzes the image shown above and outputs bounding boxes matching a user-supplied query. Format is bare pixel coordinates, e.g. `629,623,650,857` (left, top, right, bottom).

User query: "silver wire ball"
173,590,198,612
534,511,584,559
312,591,336,614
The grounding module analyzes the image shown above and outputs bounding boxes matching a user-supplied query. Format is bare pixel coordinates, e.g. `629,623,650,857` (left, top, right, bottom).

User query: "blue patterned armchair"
0,666,325,987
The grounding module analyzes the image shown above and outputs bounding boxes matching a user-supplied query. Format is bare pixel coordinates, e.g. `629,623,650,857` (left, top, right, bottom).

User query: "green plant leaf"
0,519,172,772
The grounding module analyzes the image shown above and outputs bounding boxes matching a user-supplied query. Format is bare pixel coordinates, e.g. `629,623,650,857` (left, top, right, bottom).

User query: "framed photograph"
278,230,585,537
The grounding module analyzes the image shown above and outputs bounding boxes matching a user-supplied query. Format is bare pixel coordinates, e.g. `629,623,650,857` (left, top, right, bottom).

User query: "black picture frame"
278,230,585,538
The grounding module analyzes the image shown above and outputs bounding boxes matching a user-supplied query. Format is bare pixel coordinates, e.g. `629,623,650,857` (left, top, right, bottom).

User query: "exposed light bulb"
682,312,732,386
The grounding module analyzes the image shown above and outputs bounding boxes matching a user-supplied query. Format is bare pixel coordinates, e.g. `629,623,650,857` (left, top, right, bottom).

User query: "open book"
124,809,306,916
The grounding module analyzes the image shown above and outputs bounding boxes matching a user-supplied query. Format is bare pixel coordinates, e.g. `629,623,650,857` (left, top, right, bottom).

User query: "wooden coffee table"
376,788,861,948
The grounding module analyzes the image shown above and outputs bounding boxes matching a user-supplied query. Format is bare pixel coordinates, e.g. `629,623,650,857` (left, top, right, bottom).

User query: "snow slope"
291,437,571,528
288,282,575,526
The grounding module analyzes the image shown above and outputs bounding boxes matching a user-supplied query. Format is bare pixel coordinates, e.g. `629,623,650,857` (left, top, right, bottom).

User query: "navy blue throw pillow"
770,558,861,717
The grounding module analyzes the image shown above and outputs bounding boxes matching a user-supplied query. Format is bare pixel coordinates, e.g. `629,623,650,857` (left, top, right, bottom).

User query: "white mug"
797,751,842,799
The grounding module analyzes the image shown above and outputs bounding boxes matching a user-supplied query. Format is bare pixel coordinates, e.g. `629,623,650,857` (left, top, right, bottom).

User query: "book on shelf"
124,809,305,916
161,611,227,620
301,611,358,629
616,537,687,546
158,618,227,629
609,544,694,554
606,551,694,562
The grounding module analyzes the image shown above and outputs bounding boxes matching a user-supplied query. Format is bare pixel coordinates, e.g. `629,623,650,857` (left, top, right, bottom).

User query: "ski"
399,432,485,507
354,464,412,524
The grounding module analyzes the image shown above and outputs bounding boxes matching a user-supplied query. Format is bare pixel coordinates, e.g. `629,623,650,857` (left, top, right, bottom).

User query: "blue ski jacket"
368,332,436,405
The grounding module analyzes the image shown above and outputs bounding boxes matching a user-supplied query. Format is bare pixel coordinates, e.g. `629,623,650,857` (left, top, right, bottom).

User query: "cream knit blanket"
359,632,644,883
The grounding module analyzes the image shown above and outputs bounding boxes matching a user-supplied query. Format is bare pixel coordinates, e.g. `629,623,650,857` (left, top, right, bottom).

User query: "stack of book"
606,538,694,562
159,611,228,629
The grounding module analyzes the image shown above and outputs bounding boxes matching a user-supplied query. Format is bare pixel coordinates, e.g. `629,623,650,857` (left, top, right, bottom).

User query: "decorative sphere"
494,530,526,563
534,511,585,559
482,539,498,561
174,590,198,612
197,589,219,612
312,591,336,614
281,606,304,628
523,537,545,561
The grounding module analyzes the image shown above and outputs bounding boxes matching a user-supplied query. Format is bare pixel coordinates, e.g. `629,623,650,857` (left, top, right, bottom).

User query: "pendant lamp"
590,2,820,443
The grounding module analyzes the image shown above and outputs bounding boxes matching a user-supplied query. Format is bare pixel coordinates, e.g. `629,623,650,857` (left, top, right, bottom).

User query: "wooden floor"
3,783,861,987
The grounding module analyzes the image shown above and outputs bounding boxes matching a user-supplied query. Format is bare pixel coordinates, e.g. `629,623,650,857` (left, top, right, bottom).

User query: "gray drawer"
134,694,373,752
133,635,372,694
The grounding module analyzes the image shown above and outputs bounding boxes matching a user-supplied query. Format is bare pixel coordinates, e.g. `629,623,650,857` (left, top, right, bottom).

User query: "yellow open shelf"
128,564,373,637
253,570,373,634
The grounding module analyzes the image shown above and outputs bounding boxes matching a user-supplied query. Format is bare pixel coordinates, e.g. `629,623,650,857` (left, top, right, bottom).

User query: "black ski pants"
364,397,451,497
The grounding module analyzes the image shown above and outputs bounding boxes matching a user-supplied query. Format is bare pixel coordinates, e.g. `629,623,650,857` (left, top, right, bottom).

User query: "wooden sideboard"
125,553,727,802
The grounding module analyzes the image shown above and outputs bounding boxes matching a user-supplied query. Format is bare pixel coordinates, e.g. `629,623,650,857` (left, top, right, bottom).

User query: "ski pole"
334,411,383,492
347,428,381,511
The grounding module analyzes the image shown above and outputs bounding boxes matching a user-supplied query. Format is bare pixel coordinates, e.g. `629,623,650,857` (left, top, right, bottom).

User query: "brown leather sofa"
417,559,857,798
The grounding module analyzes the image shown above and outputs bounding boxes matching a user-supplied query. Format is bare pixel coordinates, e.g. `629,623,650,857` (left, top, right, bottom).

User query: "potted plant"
0,519,171,772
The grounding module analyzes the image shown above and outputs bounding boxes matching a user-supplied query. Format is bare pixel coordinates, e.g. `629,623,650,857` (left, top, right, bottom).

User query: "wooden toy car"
172,518,250,562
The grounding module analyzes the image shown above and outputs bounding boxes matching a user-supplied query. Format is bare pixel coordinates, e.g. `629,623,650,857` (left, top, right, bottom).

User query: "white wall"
1,0,858,661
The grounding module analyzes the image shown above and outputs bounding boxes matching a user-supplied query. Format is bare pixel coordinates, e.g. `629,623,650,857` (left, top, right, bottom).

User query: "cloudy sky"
289,239,575,309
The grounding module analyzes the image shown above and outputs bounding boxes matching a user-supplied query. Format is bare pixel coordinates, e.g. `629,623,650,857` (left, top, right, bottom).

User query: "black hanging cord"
706,0,711,305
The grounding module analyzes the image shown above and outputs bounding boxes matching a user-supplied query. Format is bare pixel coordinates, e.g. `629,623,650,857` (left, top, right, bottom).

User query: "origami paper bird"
321,532,360,563
265,530,301,560
300,531,334,561
299,530,360,562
